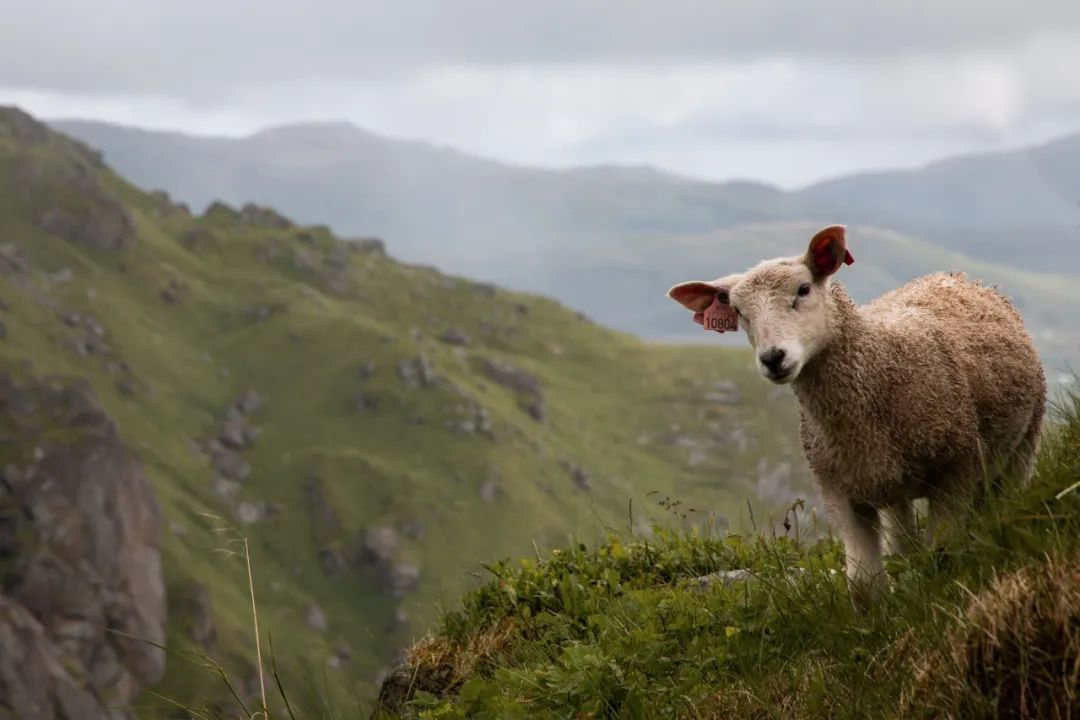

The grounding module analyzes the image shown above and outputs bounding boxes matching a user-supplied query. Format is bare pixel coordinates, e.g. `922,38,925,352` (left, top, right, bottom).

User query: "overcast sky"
3,1,1080,187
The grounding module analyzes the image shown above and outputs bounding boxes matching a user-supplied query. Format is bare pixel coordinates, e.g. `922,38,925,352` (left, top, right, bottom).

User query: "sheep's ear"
805,225,854,279
667,279,734,313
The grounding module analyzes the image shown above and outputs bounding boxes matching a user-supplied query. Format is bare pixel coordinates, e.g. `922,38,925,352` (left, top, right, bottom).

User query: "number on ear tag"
703,295,739,333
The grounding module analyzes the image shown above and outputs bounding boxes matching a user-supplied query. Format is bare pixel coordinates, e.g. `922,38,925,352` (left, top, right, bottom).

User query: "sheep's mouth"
765,366,796,384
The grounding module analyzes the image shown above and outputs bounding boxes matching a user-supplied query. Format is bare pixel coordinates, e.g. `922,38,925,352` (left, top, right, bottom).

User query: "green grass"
0,108,812,714
373,391,1080,720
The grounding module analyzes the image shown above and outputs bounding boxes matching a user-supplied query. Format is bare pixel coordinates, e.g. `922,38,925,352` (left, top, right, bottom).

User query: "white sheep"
668,225,1046,605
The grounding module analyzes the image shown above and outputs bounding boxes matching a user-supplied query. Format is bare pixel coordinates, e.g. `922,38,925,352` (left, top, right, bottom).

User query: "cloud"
3,1,1080,99
3,3,1080,187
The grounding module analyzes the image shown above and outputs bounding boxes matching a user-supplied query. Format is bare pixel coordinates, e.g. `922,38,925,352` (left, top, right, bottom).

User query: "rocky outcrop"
0,372,166,719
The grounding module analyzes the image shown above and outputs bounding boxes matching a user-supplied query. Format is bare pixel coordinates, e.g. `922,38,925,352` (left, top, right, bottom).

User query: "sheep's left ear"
805,225,854,279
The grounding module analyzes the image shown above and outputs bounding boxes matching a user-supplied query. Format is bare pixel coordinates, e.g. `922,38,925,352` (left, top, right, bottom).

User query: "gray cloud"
3,1,1080,99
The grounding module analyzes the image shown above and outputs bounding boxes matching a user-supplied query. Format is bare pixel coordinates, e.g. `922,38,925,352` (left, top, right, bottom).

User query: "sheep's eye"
797,283,812,297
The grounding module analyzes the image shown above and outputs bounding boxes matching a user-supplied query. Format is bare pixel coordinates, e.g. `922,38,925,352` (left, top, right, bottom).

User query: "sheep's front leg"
823,488,883,610
881,501,919,556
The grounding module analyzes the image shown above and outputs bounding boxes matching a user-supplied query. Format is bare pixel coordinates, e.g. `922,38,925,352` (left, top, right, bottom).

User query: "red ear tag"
702,295,739,334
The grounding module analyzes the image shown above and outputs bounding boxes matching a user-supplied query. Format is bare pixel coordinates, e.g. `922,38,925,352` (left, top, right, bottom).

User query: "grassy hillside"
373,391,1080,719
0,108,812,713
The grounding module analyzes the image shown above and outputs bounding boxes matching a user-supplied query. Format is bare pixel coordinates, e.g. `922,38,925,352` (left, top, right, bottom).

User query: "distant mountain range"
52,118,1080,377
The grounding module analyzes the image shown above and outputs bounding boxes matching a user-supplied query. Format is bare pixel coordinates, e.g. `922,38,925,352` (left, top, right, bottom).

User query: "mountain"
0,107,812,714
50,119,1080,379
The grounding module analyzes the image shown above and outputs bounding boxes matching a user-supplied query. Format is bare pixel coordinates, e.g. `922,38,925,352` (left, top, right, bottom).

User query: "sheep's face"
668,226,853,385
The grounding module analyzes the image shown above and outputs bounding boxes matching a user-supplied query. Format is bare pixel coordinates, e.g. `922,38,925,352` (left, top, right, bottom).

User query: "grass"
369,390,1080,719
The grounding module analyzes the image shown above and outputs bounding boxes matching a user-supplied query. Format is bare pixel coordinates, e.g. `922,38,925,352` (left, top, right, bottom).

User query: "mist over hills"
53,118,1080,379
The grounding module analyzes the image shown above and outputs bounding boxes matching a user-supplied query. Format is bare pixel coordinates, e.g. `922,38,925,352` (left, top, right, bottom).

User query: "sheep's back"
865,272,1044,462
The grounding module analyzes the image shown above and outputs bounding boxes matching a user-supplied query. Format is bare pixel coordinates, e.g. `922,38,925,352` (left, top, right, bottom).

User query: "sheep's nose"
759,348,787,372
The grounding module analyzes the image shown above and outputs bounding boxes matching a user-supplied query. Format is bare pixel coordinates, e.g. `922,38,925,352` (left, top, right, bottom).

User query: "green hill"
0,107,811,713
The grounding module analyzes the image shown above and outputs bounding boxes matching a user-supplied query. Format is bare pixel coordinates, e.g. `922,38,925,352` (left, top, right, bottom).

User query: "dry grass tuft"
907,555,1080,719
374,617,518,714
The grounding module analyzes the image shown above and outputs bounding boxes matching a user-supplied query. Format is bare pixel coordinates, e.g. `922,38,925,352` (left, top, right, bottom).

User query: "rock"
479,479,500,503
318,547,347,579
398,354,437,388
326,245,350,271
50,268,74,285
689,569,754,592
305,476,341,541
293,248,317,271
562,461,591,492
359,526,400,566
305,603,328,632
239,203,292,229
519,398,545,422
354,392,381,412
0,373,165,714
357,361,377,380
478,358,541,397
391,564,420,597
438,328,470,346
39,194,136,251
212,477,241,499
183,584,217,649
180,227,215,250
399,520,425,539
296,231,316,245
235,390,263,414
212,449,250,482
350,237,385,255
116,377,137,399
219,407,250,449
235,501,268,524
160,278,189,305
0,243,28,274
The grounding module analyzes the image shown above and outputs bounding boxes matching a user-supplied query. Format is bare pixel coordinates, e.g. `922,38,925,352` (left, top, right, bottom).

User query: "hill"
0,106,812,714
372,392,1080,719
50,119,1080,378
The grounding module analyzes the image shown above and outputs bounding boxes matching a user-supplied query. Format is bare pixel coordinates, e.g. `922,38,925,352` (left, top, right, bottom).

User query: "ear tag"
702,294,739,333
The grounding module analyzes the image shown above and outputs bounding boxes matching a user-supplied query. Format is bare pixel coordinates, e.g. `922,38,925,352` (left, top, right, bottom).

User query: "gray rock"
318,547,347,578
0,242,28,274
0,373,165,715
479,479,500,504
212,448,250,482
390,564,420,597
359,526,399,565
350,237,386,255
219,407,249,449
563,461,591,492
438,328,471,346
235,390,263,414
398,354,437,388
184,584,216,649
354,392,380,411
305,603,328,632
235,500,268,524
356,361,377,380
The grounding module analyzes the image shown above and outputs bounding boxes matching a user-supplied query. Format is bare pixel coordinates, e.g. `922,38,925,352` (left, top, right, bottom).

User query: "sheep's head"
668,225,853,384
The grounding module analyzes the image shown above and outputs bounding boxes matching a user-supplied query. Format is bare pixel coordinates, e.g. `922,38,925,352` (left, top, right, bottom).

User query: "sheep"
667,225,1046,606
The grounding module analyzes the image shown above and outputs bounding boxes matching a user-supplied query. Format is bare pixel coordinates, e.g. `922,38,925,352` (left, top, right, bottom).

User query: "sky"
3,1,1080,188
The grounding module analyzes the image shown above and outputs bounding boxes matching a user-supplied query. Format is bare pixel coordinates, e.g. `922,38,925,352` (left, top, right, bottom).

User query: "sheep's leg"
1005,409,1043,490
880,501,919,556
823,489,883,609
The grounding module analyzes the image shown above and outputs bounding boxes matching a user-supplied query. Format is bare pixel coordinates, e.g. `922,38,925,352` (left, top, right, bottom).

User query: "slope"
0,107,809,713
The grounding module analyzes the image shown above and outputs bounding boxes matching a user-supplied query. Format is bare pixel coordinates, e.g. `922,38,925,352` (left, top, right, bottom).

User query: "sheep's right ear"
805,225,854,279
667,278,739,313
